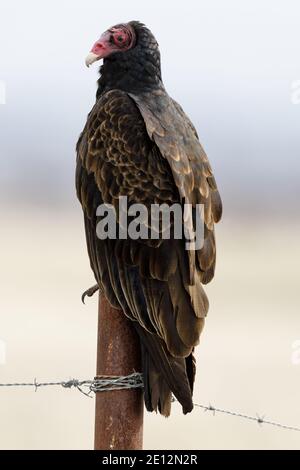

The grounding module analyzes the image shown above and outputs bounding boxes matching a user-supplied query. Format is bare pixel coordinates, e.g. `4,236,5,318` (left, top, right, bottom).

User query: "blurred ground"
0,205,300,449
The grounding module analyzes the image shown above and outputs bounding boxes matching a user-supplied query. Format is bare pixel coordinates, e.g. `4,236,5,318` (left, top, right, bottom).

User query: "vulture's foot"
81,284,99,304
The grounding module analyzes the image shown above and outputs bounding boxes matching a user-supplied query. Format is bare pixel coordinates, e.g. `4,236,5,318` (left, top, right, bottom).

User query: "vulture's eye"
113,30,129,47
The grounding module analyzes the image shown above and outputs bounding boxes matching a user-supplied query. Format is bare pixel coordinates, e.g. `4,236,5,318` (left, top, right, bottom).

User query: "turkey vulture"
76,21,222,416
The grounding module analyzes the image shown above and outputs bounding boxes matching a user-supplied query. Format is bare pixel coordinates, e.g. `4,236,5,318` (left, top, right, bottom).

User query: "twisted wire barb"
1,375,300,432
0,373,143,397
193,403,300,433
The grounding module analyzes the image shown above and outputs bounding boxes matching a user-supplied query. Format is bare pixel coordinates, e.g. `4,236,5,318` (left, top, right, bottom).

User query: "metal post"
94,294,144,450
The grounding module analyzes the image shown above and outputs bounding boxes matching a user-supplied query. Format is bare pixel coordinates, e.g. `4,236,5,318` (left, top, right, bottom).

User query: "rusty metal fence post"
94,294,144,450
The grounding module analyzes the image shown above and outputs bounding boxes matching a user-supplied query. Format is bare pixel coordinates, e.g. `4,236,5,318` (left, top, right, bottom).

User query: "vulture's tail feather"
135,324,194,416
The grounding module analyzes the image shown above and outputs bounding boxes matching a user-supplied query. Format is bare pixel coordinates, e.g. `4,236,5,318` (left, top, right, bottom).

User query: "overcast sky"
0,0,299,216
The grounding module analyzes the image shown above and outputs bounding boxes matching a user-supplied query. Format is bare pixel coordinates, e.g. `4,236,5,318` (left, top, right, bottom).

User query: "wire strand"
1,375,299,433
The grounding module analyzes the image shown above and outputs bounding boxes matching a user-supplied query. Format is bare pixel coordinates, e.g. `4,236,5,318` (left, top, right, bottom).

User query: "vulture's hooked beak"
85,31,111,67
85,52,100,67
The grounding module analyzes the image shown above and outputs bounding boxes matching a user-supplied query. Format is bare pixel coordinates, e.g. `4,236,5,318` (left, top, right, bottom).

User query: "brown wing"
76,89,221,414
129,89,222,284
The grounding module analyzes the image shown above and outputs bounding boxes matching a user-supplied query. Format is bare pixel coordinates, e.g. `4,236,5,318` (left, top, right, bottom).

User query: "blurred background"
0,0,300,449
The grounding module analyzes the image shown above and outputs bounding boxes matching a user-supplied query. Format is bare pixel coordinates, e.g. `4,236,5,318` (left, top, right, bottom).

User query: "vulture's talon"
81,284,99,304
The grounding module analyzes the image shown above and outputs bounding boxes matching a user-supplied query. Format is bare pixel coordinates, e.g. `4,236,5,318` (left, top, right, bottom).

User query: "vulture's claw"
81,284,99,304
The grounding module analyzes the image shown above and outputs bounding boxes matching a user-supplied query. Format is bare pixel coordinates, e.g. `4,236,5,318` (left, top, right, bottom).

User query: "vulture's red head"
86,21,162,93
85,23,136,66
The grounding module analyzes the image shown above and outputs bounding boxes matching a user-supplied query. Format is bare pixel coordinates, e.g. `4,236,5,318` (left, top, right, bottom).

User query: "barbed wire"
193,403,300,433
1,375,300,433
0,373,143,397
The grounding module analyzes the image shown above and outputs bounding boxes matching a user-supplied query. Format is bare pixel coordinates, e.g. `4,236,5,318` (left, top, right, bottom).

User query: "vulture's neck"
96,55,163,98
